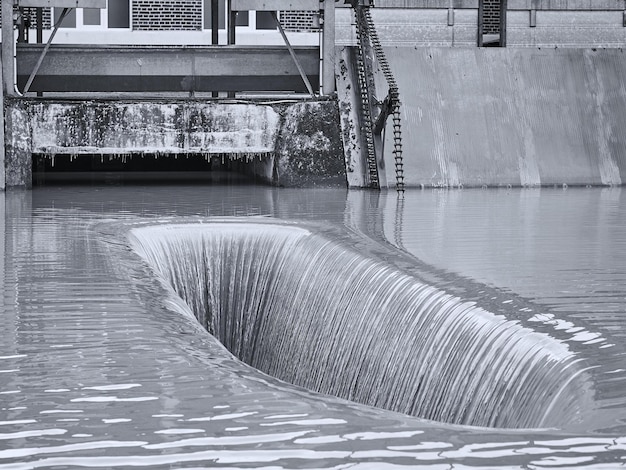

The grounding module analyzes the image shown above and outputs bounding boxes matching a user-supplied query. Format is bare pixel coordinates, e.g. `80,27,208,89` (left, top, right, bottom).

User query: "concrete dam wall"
5,47,626,189
3,99,345,188
379,47,626,188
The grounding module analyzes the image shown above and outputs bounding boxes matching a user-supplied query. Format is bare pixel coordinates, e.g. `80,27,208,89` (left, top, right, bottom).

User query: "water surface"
0,181,624,468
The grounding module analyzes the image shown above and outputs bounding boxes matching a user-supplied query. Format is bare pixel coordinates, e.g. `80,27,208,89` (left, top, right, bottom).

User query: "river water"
0,178,625,468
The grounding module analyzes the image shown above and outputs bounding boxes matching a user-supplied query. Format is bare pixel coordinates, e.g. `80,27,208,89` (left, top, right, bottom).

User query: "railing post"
322,0,335,95
36,7,43,43
227,0,235,45
477,0,484,46
500,0,507,47
211,0,219,45
2,0,16,96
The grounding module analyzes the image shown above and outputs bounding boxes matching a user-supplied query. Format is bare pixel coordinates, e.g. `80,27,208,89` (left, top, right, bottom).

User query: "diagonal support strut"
271,11,315,98
23,7,71,94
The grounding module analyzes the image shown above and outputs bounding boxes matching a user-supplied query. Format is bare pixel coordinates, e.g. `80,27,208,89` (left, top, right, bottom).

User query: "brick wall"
133,0,202,31
24,8,52,29
483,0,501,34
280,11,320,33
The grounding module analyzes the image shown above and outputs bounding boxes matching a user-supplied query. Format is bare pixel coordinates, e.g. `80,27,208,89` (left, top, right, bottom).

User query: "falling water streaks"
128,220,595,430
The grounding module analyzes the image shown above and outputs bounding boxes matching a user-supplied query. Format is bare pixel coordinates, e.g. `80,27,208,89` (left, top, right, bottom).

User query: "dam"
3,2,626,189
1,0,626,468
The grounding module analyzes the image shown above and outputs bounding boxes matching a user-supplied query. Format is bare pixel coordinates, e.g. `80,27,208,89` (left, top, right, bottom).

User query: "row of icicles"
38,151,275,167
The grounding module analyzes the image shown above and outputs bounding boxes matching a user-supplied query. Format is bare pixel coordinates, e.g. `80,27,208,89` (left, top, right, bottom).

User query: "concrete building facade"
338,0,626,49
6,0,319,45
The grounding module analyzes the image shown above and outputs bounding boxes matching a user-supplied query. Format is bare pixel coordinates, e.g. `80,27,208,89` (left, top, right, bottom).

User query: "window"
204,0,226,29
203,1,279,31
53,8,76,28
235,11,249,26
256,11,276,30
54,1,129,29
108,0,130,28
203,0,249,29
82,8,100,26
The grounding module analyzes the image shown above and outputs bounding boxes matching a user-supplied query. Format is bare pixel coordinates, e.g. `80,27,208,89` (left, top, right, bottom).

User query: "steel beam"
322,0,335,94
17,0,105,7
231,0,319,11
16,45,320,93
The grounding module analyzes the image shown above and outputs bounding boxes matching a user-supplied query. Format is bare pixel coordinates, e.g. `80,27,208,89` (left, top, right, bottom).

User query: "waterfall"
128,221,592,429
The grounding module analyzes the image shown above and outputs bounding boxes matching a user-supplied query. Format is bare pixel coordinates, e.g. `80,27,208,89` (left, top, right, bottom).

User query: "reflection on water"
0,181,625,468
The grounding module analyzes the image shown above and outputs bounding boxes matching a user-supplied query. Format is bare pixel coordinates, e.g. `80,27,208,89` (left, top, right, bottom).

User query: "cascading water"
128,220,593,430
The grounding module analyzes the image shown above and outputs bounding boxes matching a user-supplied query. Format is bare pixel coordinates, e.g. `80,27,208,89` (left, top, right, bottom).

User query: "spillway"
128,220,593,430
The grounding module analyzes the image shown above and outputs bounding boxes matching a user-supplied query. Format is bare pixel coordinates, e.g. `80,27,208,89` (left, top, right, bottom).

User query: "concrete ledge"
375,0,478,8
508,0,623,10
336,8,479,48
507,11,626,48
375,0,621,9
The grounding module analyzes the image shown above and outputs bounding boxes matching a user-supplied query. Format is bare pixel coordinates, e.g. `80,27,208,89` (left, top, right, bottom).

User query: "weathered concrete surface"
274,101,346,187
3,99,345,188
336,48,369,188
28,101,280,156
336,47,391,189
382,47,626,188
0,56,5,191
4,101,32,188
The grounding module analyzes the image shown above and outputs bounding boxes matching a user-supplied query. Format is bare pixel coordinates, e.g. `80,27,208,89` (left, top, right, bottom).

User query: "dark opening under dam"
32,153,260,186
128,220,594,430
